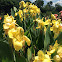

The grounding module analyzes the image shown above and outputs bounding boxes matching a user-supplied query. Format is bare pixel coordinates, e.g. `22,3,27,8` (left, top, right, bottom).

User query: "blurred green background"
0,0,62,17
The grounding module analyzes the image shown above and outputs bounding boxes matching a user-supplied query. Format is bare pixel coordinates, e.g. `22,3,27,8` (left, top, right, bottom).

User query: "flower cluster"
2,1,62,62
50,19,62,38
15,1,40,21
34,14,62,38
3,14,16,35
47,40,62,62
33,40,62,62
3,14,31,51
33,50,51,62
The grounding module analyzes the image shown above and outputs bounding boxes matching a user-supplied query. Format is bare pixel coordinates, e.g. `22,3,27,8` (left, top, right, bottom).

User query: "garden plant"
0,1,62,62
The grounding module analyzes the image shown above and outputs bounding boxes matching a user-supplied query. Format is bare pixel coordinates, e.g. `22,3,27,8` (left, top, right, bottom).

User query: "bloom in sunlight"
51,14,56,20
8,27,31,51
3,14,16,34
15,1,40,21
53,44,62,62
33,50,51,62
50,20,62,38
33,18,45,29
47,40,59,56
19,1,26,8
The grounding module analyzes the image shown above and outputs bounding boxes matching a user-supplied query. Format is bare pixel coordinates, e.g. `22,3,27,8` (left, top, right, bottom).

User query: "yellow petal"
53,55,61,62
3,24,9,29
38,50,44,61
23,35,31,46
13,38,22,51
8,31,13,38
50,27,53,31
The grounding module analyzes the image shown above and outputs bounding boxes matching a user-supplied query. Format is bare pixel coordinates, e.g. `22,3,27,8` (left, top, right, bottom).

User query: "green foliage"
0,0,19,15
0,41,14,62
44,25,51,50
15,52,27,62
36,28,44,50
27,48,32,62
2,58,13,62
1,0,62,62
56,32,62,45
11,8,15,17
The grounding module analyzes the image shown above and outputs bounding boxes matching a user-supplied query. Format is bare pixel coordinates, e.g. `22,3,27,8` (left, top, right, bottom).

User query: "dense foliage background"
0,0,62,62
0,0,62,17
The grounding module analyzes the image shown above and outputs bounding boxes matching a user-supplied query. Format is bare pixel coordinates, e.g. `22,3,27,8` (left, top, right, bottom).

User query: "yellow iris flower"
8,27,31,51
33,50,51,62
47,40,59,56
15,1,40,21
3,14,16,34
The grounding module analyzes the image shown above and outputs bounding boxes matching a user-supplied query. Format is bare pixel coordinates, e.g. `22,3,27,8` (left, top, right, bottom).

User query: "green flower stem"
13,49,16,62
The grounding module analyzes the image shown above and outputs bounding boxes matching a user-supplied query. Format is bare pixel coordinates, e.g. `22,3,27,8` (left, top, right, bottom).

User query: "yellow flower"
47,49,55,56
18,10,23,18
3,15,16,34
33,56,42,62
57,19,61,23
50,21,61,38
52,20,56,24
19,1,26,8
15,13,18,16
54,33,59,39
59,53,62,59
47,40,59,56
29,4,40,16
53,46,62,61
38,50,44,61
50,27,53,31
34,18,45,29
57,46,62,54
33,50,51,62
53,40,59,48
4,16,15,23
36,8,40,15
44,19,51,25
54,21,60,28
43,54,51,62
13,38,23,51
18,1,40,19
51,14,56,20
8,27,31,51
30,9,34,13
53,55,61,62
23,9,28,13
23,35,31,46
8,28,17,39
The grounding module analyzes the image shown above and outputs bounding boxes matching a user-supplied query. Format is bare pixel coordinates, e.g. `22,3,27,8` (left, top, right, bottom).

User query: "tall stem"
13,49,16,62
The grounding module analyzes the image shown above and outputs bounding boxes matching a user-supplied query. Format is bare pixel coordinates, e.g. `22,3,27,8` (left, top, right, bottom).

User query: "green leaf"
0,29,4,40
15,52,27,62
23,21,26,32
30,28,36,45
24,30,29,36
36,28,44,50
0,41,13,61
31,45,35,54
13,7,17,12
2,58,13,62
56,32,62,45
49,31,55,44
11,8,15,17
44,25,50,50
27,48,32,62
27,22,35,31
16,14,22,27
0,17,4,40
